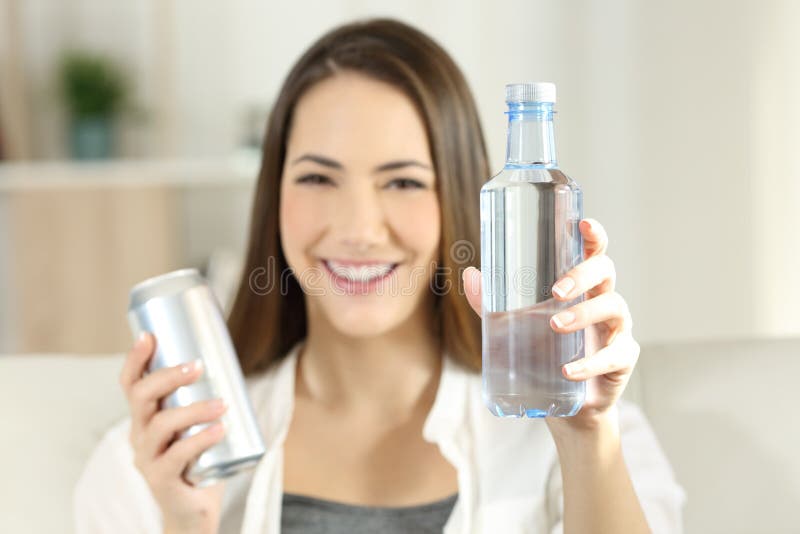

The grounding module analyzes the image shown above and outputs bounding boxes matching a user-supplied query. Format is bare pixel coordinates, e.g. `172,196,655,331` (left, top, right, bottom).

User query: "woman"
75,18,684,534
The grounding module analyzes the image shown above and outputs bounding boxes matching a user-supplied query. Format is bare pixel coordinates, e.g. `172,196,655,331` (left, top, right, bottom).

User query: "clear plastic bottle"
480,82,586,418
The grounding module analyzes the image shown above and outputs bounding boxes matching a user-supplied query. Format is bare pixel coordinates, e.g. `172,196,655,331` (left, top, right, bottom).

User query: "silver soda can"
127,268,265,487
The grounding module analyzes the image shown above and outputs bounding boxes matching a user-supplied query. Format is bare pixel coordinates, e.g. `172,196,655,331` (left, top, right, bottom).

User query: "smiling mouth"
321,259,400,288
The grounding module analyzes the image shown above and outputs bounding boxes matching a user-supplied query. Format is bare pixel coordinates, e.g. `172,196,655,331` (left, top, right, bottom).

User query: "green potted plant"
58,52,128,159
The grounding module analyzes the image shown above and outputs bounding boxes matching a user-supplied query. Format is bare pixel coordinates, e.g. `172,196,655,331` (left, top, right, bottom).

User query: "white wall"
2,0,798,344
751,2,800,337
626,0,761,342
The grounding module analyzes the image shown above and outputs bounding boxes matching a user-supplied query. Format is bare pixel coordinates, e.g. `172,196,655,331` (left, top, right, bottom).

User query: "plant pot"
70,116,114,159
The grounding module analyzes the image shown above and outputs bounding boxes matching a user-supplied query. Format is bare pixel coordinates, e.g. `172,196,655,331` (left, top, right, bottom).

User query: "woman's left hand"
462,218,639,430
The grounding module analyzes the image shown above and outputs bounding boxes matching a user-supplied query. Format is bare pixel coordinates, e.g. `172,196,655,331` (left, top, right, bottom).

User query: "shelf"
0,152,261,191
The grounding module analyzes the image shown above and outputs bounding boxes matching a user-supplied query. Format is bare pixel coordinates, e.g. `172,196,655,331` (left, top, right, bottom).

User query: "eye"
385,178,426,190
295,173,334,186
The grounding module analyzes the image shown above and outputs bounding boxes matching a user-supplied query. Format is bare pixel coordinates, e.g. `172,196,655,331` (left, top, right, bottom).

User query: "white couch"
1,338,798,533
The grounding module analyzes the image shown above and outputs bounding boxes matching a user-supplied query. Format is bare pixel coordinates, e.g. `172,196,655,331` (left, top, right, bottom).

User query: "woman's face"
279,71,440,338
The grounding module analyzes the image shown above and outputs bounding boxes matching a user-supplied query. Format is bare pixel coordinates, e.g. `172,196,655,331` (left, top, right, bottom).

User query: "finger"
549,291,632,334
157,422,227,480
580,218,609,259
562,334,640,381
141,398,228,460
552,253,616,301
129,360,204,434
462,266,482,316
119,333,155,393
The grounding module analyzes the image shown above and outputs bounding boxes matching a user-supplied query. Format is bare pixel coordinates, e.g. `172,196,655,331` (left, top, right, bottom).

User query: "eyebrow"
290,153,432,172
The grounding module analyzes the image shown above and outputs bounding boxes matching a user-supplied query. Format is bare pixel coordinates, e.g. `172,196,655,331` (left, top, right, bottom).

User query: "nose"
335,183,389,253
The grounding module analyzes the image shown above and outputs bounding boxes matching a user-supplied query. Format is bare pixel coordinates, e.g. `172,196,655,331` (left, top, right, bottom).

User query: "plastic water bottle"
480,82,586,418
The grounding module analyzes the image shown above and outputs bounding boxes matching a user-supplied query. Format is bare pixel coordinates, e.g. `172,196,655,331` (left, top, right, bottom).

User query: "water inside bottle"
482,298,584,418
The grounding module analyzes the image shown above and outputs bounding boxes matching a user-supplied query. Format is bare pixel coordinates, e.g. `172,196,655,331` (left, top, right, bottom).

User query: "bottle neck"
504,102,557,168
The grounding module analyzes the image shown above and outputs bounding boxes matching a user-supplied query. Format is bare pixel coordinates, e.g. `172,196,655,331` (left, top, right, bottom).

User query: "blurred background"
0,1,797,533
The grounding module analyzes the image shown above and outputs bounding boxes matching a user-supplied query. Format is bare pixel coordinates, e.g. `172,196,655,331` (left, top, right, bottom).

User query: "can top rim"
129,268,202,305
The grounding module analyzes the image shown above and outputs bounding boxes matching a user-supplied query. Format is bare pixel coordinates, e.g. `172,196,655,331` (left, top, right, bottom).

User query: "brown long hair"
227,18,489,375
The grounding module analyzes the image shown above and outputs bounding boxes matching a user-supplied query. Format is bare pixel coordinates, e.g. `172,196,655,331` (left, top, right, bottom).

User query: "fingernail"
181,359,203,374
551,311,575,329
583,219,594,231
135,332,149,348
468,267,481,284
552,277,575,298
208,398,227,412
564,361,585,377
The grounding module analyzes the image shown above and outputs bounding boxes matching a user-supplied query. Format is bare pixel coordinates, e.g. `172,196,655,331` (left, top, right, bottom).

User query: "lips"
321,259,399,293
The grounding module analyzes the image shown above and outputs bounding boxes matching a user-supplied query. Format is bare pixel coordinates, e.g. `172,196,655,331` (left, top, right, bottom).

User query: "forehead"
287,72,432,167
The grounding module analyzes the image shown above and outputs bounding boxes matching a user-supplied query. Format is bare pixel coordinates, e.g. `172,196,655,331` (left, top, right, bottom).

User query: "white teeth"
325,260,395,282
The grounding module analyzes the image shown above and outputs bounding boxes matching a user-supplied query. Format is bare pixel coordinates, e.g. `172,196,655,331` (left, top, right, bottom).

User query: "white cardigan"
74,341,685,533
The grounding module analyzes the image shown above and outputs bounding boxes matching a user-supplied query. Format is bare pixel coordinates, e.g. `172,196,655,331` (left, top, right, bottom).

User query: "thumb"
462,266,482,316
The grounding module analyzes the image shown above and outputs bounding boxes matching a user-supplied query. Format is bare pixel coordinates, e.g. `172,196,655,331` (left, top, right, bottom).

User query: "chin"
319,297,416,339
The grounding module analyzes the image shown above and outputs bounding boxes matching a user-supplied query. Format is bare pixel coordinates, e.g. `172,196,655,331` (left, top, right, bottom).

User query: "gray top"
281,492,459,534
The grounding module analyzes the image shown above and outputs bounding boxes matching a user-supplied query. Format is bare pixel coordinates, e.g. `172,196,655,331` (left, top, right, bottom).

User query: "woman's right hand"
119,333,228,534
